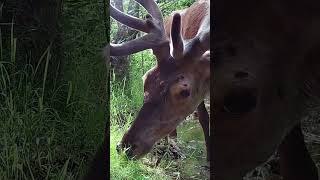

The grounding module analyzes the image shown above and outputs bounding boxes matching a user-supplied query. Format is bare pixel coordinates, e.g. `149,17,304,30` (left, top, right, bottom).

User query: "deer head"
110,0,210,159
213,0,320,179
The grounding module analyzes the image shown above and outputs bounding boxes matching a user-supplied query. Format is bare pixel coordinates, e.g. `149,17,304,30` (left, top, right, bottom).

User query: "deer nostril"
122,143,137,159
180,90,190,98
125,147,134,158
117,141,137,158
223,88,257,113
116,143,122,154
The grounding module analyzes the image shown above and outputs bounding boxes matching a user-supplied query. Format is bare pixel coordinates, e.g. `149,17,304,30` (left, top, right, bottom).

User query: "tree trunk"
2,0,63,87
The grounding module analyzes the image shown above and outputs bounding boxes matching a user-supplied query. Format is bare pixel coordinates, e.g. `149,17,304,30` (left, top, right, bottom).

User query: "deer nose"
116,142,137,158
116,143,122,154
125,146,135,158
180,89,190,98
222,88,257,113
116,142,135,156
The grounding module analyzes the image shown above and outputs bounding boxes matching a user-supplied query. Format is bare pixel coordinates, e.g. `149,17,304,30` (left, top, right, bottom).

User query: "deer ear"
201,51,210,61
170,13,184,60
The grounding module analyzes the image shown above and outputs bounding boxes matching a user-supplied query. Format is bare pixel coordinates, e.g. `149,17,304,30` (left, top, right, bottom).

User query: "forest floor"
110,114,210,180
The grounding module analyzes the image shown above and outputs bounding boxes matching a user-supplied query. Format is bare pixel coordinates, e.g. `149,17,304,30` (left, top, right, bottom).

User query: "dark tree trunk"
2,0,63,87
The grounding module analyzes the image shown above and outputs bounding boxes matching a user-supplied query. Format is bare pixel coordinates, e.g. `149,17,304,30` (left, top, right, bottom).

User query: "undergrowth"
0,1,106,179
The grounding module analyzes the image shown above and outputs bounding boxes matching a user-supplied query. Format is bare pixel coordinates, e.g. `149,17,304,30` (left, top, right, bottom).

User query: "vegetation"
0,0,107,179
109,0,210,179
3,0,318,179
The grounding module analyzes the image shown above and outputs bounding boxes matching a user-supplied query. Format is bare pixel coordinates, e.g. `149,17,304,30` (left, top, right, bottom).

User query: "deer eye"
180,90,190,98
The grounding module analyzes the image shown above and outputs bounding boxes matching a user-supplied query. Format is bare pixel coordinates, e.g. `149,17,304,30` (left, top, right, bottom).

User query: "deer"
85,0,319,179
83,1,210,179
213,0,319,179
110,0,210,161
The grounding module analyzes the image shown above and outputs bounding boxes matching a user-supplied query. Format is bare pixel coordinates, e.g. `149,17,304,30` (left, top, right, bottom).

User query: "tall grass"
0,0,107,179
0,24,79,180
110,50,155,127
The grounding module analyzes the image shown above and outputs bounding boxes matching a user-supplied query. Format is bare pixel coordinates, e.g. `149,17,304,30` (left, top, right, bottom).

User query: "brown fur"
164,0,209,39
120,53,210,159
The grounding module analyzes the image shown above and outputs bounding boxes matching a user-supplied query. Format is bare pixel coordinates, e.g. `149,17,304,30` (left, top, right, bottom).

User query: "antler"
110,0,170,61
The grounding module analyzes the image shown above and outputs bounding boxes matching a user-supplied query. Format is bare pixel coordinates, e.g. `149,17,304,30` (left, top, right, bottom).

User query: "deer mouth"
222,88,258,114
117,141,151,159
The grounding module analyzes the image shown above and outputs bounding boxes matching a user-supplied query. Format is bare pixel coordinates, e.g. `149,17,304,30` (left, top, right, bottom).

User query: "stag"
84,0,320,179
110,0,210,161
213,0,319,179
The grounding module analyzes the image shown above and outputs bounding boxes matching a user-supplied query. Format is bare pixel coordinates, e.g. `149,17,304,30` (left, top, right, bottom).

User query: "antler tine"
135,0,164,27
110,0,169,60
110,5,149,33
171,13,184,59
110,33,167,56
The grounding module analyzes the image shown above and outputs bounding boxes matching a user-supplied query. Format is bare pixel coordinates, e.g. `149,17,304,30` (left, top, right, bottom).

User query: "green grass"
110,109,209,179
176,120,209,179
0,39,86,180
0,1,106,179
110,127,172,180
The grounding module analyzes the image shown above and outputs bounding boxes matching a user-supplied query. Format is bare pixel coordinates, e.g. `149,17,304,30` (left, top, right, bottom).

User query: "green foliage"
128,51,156,108
110,50,155,127
0,0,107,179
158,0,195,17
